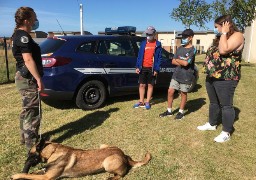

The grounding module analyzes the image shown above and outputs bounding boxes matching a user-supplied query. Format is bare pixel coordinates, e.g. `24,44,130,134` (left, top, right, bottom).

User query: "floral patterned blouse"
203,45,242,80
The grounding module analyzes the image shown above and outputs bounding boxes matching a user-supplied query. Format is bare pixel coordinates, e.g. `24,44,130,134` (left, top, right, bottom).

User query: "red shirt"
143,40,156,68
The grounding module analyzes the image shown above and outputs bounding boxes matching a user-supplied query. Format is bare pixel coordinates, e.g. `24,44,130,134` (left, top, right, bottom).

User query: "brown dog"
11,138,151,180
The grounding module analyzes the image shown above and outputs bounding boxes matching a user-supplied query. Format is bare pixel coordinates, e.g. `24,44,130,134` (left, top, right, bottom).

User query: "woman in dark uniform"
12,7,44,150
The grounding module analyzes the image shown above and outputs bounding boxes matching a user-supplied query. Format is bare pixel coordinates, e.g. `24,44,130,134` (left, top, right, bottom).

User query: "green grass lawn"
0,54,256,179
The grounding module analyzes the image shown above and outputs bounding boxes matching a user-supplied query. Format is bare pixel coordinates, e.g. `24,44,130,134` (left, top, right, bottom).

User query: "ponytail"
12,25,18,38
12,7,35,37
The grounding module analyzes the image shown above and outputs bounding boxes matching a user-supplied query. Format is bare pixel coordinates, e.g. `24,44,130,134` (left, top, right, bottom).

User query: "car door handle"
104,63,117,68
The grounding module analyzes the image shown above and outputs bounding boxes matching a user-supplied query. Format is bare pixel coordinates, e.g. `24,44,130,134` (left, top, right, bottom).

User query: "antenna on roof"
80,4,84,35
56,19,66,36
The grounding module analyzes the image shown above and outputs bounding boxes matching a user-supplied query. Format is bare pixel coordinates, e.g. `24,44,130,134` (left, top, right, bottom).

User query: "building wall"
158,33,177,53
158,31,215,54
242,20,256,63
192,33,215,53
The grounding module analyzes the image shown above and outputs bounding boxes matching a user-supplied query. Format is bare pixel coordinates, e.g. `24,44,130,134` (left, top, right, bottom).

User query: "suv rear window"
40,38,66,54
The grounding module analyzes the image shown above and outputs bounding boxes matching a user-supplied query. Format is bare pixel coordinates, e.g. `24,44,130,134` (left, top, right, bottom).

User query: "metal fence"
0,37,14,84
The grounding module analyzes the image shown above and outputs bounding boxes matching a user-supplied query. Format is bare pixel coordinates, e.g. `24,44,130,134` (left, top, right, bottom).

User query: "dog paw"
11,174,18,180
100,144,110,149
11,174,26,180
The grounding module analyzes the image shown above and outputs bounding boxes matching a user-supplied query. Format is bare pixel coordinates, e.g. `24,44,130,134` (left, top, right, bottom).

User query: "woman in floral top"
197,15,244,143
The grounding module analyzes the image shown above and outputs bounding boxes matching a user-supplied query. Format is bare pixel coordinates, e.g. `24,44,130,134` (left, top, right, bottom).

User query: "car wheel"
76,80,107,110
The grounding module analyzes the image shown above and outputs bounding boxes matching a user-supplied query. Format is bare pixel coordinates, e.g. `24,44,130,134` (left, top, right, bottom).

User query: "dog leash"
38,91,42,139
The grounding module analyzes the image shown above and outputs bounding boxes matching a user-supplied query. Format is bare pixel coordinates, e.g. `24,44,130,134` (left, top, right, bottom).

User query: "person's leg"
144,68,154,103
179,91,187,111
16,73,40,150
167,87,175,109
146,84,153,103
139,83,146,103
137,69,147,104
159,79,178,117
214,80,238,133
206,77,220,126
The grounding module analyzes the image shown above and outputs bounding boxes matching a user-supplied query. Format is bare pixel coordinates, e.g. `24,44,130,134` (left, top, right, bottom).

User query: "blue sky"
0,0,214,37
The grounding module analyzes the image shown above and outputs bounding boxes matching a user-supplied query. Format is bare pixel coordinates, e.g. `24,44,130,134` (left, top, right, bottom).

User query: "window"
98,41,107,54
171,39,174,45
196,39,200,45
40,38,66,54
77,41,96,53
98,39,134,57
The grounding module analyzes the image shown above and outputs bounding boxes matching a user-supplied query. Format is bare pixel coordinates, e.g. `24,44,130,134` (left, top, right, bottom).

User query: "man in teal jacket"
134,26,162,110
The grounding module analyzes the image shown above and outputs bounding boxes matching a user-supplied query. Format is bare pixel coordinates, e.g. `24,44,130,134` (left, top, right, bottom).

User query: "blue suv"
39,27,198,110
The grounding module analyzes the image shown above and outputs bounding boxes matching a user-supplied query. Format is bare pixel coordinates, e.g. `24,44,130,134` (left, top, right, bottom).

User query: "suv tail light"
42,57,72,67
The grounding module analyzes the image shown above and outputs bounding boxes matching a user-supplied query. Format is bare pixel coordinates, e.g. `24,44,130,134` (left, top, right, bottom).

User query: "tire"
75,80,107,110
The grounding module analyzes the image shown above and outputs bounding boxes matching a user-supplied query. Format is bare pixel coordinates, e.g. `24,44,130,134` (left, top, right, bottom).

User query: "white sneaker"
214,131,230,143
197,122,217,131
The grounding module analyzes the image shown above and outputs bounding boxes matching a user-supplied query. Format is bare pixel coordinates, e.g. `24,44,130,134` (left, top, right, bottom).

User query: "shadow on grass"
234,106,240,122
41,86,202,110
42,99,78,110
104,88,169,107
182,98,207,116
190,84,203,92
0,80,15,85
43,108,119,143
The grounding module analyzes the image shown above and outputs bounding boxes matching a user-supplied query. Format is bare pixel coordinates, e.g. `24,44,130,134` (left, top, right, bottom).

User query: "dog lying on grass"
11,138,151,180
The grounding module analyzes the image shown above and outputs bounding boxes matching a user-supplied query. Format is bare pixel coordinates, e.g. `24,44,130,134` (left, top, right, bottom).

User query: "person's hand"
37,79,45,92
153,71,158,76
135,68,140,74
222,21,230,34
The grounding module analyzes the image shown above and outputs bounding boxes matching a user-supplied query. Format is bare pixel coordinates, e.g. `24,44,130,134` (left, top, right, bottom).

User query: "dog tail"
127,152,151,168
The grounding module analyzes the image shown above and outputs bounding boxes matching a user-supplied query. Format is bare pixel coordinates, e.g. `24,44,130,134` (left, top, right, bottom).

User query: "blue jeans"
206,77,238,133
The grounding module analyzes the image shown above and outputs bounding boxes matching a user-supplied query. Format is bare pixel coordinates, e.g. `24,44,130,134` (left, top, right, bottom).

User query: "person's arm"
136,41,146,73
22,53,44,91
172,58,182,66
154,43,162,76
174,58,189,66
218,21,244,55
172,48,182,66
173,47,196,67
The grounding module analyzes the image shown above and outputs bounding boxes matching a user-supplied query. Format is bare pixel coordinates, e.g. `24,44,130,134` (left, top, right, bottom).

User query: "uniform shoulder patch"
20,36,29,43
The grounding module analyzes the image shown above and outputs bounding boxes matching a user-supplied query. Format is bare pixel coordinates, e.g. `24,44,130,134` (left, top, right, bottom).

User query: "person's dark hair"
213,14,240,47
12,7,35,37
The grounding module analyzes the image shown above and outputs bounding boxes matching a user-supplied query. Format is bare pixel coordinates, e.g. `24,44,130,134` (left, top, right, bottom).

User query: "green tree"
213,0,256,31
212,0,256,32
171,0,256,32
170,0,212,29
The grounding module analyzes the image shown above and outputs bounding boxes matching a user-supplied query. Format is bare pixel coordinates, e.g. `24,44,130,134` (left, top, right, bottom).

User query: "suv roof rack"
105,26,136,36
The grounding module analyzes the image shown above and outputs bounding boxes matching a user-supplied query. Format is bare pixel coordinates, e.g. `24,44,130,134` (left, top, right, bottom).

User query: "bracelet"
222,32,227,35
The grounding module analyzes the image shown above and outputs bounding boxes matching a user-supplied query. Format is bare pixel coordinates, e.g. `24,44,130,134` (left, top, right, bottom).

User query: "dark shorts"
139,67,156,85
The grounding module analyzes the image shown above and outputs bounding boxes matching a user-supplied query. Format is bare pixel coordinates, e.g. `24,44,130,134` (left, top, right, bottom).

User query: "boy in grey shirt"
159,29,196,120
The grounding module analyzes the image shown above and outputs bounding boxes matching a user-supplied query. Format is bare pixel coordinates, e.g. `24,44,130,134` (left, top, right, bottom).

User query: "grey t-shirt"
173,46,195,64
172,46,196,84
